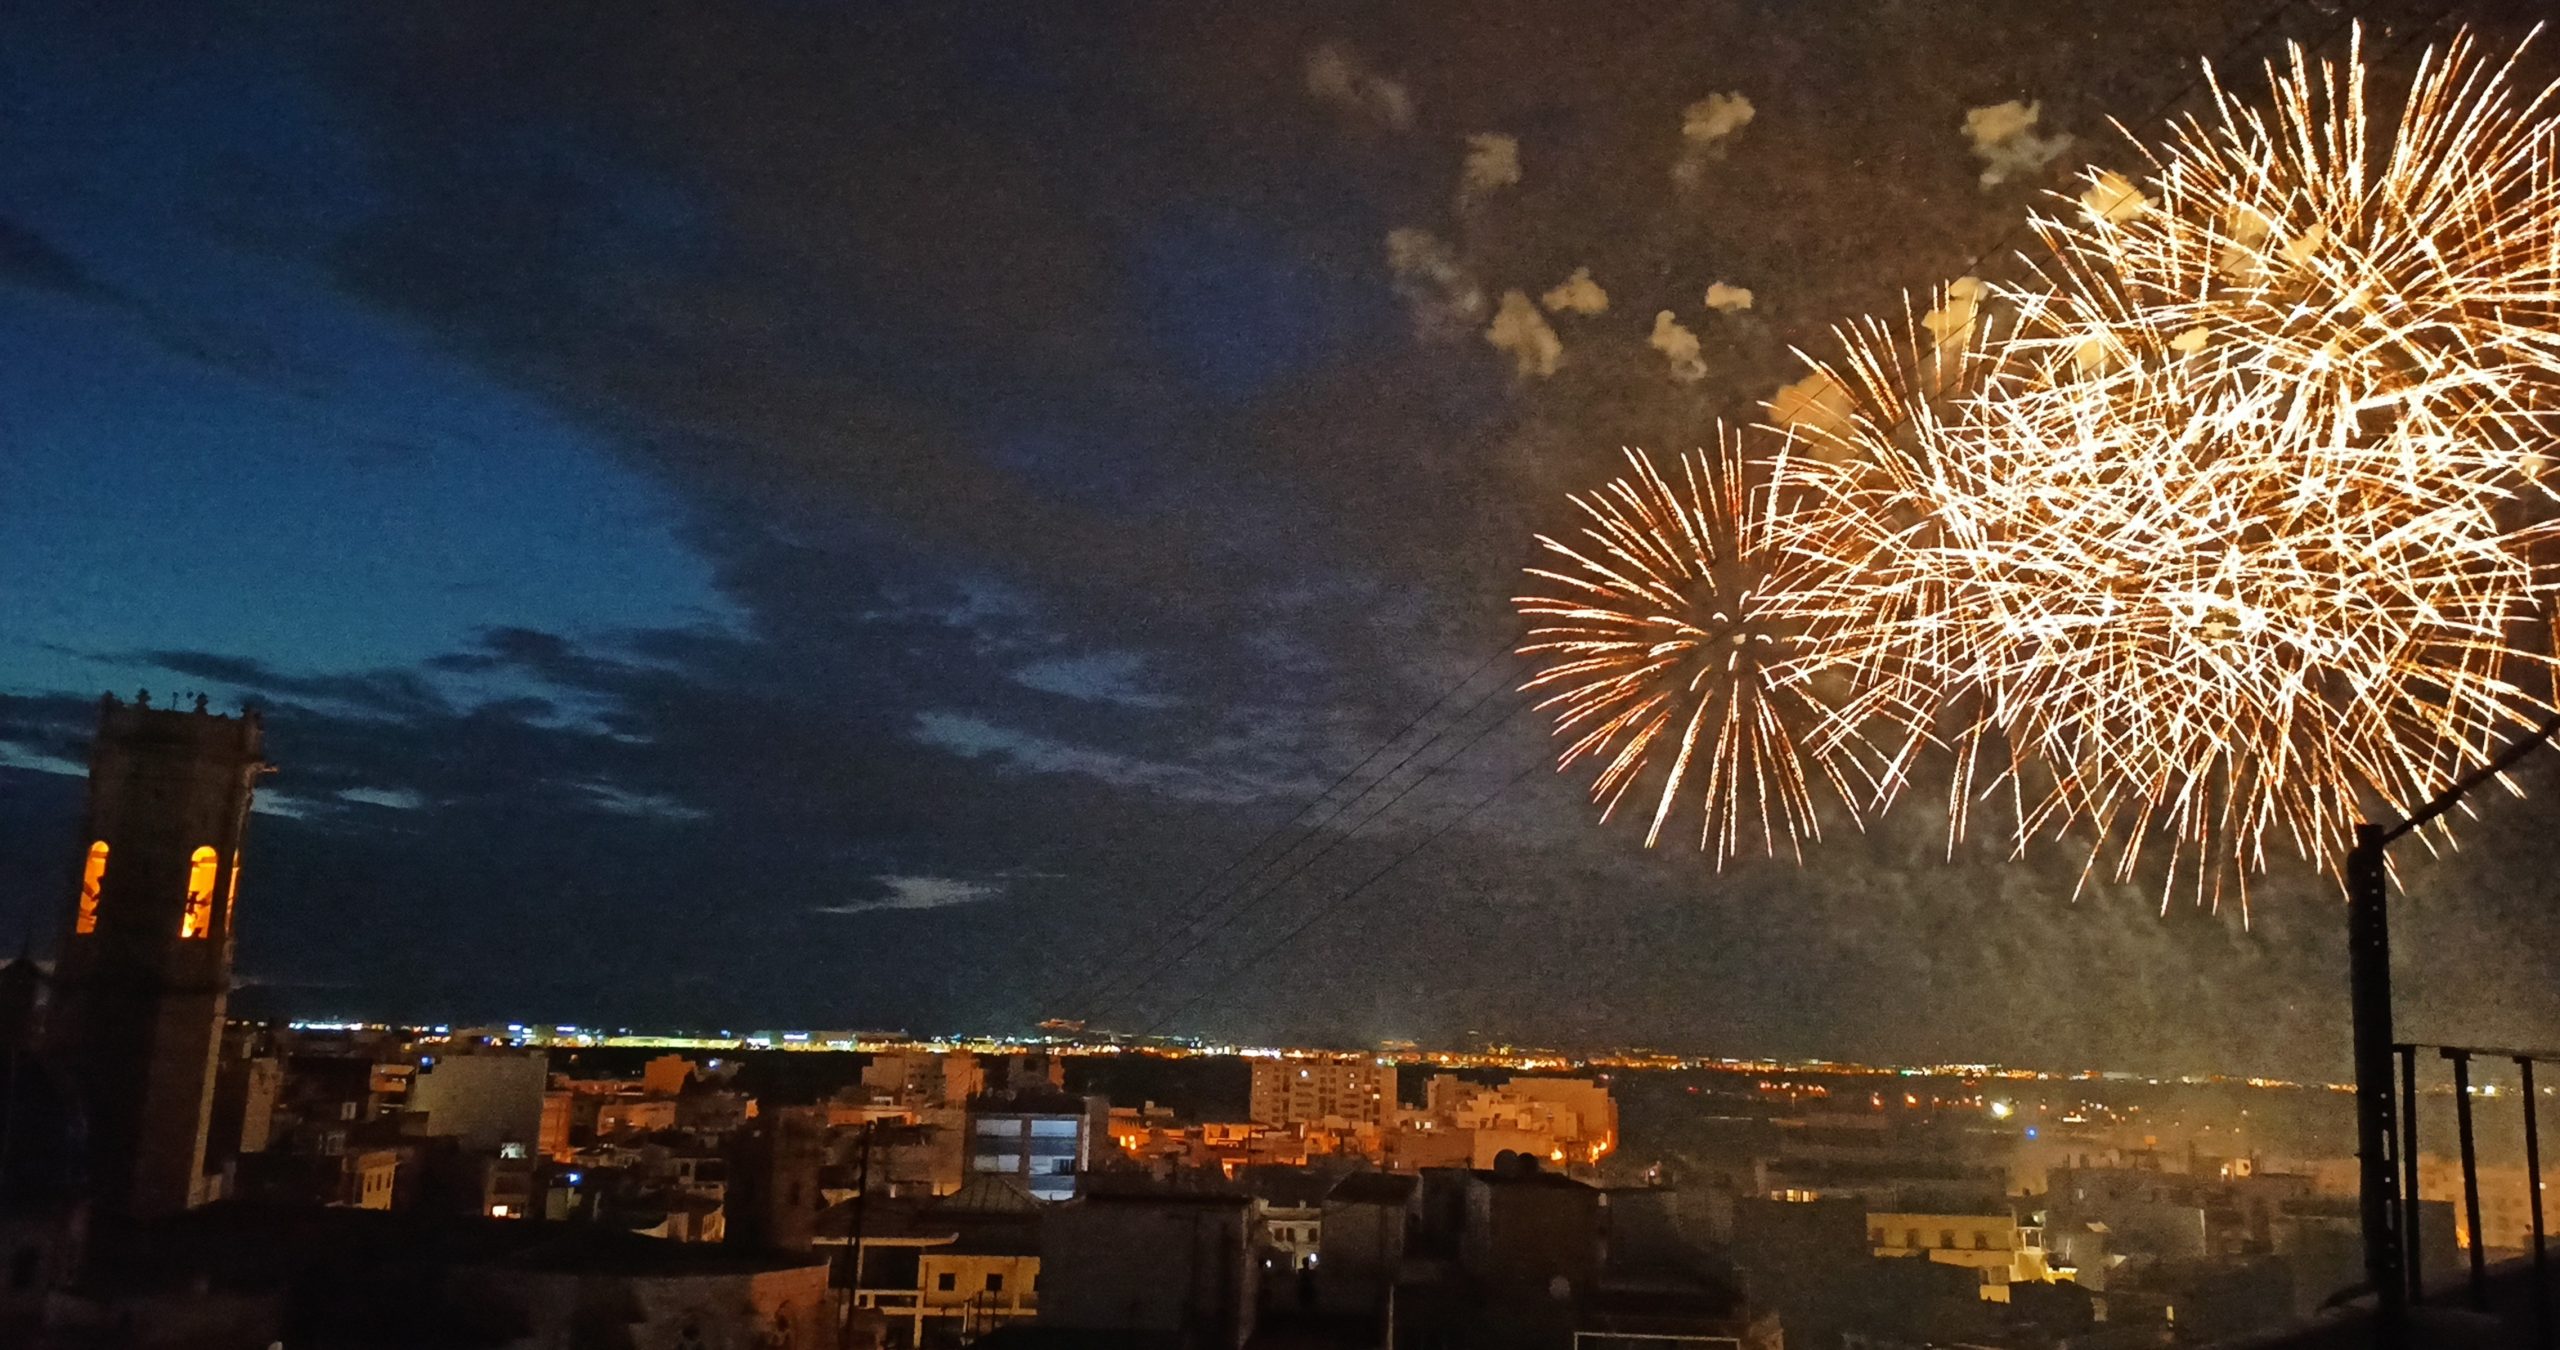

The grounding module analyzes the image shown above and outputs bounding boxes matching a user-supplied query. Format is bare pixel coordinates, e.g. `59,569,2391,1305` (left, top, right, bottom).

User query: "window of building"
986,1273,1005,1292
1906,1229,1923,1248
1941,1230,1957,1249
937,1273,957,1292
76,842,108,934
179,847,217,938
1870,1227,1885,1246
1974,1231,1991,1249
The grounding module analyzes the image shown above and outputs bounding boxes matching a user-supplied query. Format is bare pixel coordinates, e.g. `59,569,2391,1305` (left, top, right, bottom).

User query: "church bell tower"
45,693,267,1217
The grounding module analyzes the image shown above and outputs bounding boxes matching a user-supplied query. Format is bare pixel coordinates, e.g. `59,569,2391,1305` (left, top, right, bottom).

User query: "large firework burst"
2019,24,2560,500
1512,428,1895,864
1786,300,2556,908
1520,26,2560,903
1975,23,2560,898
1774,26,2560,905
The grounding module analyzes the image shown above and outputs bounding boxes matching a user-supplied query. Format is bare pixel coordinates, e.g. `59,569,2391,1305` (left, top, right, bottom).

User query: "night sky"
6,0,2559,1077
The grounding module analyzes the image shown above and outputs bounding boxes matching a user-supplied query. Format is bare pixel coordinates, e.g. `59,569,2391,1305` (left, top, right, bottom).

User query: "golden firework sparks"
1524,27,2560,905
1792,307,2554,910
1512,427,1898,864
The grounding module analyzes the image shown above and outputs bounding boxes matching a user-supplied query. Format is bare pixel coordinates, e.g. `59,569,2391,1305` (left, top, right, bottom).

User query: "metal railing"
2391,1040,2555,1344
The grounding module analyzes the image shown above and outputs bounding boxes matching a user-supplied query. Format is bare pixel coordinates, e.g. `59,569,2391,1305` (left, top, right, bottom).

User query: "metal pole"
2520,1056,2549,1348
2401,1044,2424,1302
2349,823,2407,1328
2451,1050,2488,1307
839,1120,873,1350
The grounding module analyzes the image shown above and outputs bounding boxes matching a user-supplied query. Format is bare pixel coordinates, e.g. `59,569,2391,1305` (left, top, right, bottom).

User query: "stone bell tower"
44,693,266,1218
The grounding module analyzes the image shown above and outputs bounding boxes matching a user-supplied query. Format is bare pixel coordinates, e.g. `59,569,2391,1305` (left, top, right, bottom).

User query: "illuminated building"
1407,1073,1619,1169
823,1174,1044,1345
1248,1054,1387,1130
1866,1207,2059,1302
969,1096,1101,1202
44,694,265,1217
865,1050,984,1108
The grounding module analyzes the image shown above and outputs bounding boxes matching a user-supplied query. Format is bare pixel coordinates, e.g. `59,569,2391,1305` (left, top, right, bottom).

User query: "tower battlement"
93,691,265,759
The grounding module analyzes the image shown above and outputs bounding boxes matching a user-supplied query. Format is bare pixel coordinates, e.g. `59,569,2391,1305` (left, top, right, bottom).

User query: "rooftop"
1327,1173,1418,1205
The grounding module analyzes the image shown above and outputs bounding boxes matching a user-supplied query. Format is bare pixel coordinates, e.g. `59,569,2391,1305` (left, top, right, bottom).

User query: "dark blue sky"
4,0,2556,1076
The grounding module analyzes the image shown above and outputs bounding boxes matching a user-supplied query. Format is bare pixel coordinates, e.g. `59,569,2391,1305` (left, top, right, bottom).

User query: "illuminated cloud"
1541,266,1609,316
1964,99,2073,188
1486,289,1563,377
1306,43,1413,131
2079,168,2150,223
1921,275,1988,346
1384,227,1487,339
1673,92,1755,186
1771,278,1986,441
1683,92,1756,147
1648,310,1707,383
816,874,1002,916
1704,281,1754,313
1459,133,1522,207
1768,365,1853,437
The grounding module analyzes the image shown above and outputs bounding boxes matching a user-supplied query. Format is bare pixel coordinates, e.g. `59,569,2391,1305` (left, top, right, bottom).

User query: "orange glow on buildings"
179,846,217,939
75,841,107,934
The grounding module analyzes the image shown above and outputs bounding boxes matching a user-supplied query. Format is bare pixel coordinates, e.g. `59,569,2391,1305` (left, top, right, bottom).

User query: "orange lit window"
180,847,217,939
76,841,109,935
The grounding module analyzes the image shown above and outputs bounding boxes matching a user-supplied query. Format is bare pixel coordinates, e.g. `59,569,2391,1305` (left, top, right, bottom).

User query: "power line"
1082,685,1530,1028
1031,639,1518,1025
1065,650,1517,1020
1138,749,1554,1039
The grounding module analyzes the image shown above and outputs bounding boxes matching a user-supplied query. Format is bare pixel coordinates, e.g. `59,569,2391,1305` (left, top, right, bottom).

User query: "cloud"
0,215,115,299
1673,92,1755,186
1682,92,1755,147
1769,277,1987,440
1920,274,1989,347
1648,310,1707,383
1306,43,1413,131
815,873,1003,916
913,711,1271,803
1485,290,1564,378
338,787,427,811
1964,99,2073,188
1383,228,1486,339
2079,168,2149,224
1458,133,1521,207
1703,281,1754,313
1768,365,1852,438
1540,267,1608,316
1013,650,1176,709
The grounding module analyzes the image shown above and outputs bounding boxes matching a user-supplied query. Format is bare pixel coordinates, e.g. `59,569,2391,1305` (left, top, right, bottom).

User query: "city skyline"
13,1,2560,1081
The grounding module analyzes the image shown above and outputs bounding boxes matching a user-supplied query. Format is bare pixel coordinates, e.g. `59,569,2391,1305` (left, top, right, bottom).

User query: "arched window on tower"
180,847,217,939
75,842,108,935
